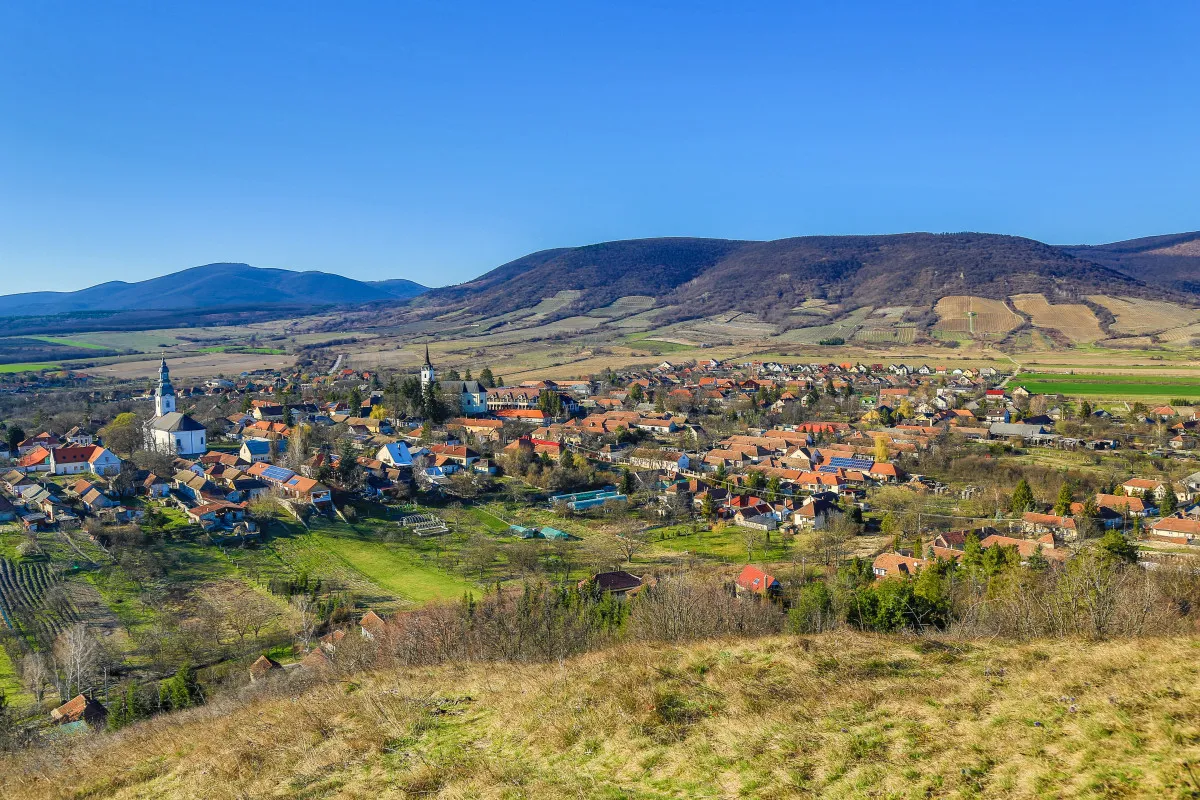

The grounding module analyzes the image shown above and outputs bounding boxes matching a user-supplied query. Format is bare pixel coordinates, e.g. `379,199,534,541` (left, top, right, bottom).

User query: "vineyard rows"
0,557,81,640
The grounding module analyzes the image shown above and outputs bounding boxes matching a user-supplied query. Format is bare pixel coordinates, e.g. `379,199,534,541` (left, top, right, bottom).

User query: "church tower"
420,345,436,389
155,356,176,417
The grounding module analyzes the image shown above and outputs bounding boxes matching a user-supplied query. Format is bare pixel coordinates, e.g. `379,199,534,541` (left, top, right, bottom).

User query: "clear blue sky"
2,1,1198,294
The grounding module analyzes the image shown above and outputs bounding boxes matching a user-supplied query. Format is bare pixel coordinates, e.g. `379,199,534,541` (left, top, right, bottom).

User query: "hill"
0,264,429,317
1063,232,1200,294
418,232,1174,325
5,632,1197,799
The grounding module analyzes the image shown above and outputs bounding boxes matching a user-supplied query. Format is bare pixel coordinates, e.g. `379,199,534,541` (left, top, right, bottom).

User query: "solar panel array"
262,465,295,483
828,457,874,471
817,465,840,474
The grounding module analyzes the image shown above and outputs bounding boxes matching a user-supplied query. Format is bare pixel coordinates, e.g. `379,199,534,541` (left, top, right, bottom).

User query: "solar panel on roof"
828,457,873,470
818,465,840,474
262,465,294,482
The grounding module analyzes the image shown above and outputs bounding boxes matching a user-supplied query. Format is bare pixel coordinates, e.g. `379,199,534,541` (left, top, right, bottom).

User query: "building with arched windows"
144,357,208,456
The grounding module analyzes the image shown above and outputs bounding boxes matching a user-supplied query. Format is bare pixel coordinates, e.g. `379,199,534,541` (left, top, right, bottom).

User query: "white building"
145,357,208,457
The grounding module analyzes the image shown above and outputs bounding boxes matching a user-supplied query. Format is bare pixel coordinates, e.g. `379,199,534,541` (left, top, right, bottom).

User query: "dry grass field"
934,295,1023,337
86,351,296,379
5,633,1198,799
1011,293,1106,343
1089,296,1200,336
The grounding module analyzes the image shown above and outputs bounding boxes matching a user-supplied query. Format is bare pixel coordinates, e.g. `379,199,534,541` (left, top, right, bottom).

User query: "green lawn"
1013,372,1200,401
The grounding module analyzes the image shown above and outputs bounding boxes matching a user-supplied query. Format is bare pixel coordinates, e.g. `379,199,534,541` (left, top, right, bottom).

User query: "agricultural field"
1089,296,1200,336
0,362,58,373
933,295,1022,337
585,295,657,318
1011,372,1200,401
1011,293,1105,343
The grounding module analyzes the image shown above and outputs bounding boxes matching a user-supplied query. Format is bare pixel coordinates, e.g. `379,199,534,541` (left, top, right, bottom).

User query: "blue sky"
2,1,1198,293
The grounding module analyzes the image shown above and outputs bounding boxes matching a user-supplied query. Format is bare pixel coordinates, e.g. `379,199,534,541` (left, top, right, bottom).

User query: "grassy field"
26,335,111,350
310,523,478,605
0,362,58,373
7,632,1199,799
1013,372,1200,400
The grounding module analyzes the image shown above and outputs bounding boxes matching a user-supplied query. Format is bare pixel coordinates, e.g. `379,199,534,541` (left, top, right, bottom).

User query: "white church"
145,357,208,457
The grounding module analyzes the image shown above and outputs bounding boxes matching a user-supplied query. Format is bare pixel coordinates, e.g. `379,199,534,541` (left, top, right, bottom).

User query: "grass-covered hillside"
5,632,1199,799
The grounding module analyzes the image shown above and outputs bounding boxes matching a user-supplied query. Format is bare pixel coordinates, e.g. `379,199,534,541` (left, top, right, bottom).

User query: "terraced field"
1011,293,1105,343
933,295,1022,337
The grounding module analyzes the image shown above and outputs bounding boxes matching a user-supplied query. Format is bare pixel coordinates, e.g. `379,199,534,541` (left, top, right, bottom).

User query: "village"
0,345,1198,733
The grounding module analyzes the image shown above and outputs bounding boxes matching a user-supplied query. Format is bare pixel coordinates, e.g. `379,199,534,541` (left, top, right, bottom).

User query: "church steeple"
420,345,436,388
155,355,176,417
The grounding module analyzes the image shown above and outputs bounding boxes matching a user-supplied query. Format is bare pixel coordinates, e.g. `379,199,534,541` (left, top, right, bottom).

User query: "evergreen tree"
1053,481,1075,516
619,468,635,497
1098,530,1138,564
1159,487,1178,515
478,367,495,388
1010,478,1035,513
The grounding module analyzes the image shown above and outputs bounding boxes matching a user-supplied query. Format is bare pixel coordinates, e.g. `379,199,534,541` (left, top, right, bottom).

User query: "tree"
165,662,201,710
1010,478,1035,513
1098,530,1138,564
1079,400,1093,419
54,623,101,700
738,526,766,563
464,534,498,579
607,469,630,499
101,412,142,457
1159,487,1178,515
700,492,716,520
614,528,651,565
20,653,51,703
5,426,24,454
628,383,644,404
1053,481,1075,516
479,367,495,388
873,436,889,463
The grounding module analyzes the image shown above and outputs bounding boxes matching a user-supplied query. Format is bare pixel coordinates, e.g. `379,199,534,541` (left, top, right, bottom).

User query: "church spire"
424,345,432,367
155,354,176,417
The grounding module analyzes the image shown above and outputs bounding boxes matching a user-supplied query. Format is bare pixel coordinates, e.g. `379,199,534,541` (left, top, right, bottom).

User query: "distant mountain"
1062,232,1200,294
0,264,430,317
420,233,1181,325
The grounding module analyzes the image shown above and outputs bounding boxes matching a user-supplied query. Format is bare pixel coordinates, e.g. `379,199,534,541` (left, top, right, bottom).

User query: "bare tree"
291,595,319,652
20,653,51,703
53,624,101,699
614,527,651,566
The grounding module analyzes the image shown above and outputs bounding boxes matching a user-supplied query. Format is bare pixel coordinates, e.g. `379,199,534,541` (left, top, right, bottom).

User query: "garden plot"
934,296,1023,337
400,513,450,537
1011,294,1105,343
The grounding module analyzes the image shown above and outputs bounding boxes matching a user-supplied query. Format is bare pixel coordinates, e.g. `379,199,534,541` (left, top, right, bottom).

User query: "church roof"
148,412,206,433
439,380,484,394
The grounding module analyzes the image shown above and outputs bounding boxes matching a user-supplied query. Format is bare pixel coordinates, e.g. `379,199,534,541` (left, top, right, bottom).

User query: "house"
359,609,388,639
377,441,418,468
979,533,1067,562
249,655,284,682
14,446,52,473
16,431,61,455
734,565,781,597
239,439,274,464
1149,516,1200,544
50,694,107,727
793,497,837,530
186,501,248,530
872,553,926,579
49,445,121,477
1093,493,1149,517
582,570,644,599
1122,478,1169,500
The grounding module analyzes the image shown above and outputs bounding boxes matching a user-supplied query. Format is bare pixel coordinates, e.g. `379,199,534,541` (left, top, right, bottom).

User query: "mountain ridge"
0,263,430,317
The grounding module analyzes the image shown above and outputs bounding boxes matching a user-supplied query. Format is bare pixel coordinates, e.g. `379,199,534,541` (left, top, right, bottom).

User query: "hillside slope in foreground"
4,633,1199,799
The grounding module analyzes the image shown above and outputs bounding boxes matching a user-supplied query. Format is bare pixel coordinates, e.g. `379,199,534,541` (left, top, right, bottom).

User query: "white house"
49,445,121,477
377,441,420,467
